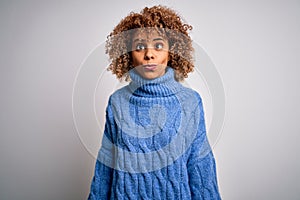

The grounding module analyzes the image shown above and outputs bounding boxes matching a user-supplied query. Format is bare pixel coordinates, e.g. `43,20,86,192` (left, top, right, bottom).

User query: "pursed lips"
143,64,157,70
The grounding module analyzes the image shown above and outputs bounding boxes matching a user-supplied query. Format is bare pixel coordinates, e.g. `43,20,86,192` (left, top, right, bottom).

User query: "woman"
88,5,221,199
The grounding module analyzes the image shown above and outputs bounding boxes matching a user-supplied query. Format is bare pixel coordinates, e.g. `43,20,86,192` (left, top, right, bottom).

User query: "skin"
131,31,169,79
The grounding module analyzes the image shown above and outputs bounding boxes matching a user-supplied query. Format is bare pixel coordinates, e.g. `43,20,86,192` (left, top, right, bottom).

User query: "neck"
128,67,183,97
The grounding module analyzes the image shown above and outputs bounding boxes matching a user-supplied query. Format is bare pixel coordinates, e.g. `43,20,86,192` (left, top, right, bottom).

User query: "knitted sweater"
88,67,221,200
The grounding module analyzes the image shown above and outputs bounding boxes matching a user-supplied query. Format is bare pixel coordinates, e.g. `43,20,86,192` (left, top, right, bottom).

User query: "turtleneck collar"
128,67,183,97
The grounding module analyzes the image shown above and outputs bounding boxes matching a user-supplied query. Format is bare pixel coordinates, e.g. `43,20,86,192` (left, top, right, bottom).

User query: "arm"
187,95,221,200
87,100,114,200
87,160,113,200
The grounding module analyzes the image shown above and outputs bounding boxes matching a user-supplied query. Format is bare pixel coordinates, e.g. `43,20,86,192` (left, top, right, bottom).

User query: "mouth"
143,64,157,70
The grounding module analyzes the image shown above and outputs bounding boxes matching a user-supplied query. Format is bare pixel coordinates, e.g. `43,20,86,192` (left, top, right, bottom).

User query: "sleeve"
87,160,113,200
187,94,222,200
87,100,114,200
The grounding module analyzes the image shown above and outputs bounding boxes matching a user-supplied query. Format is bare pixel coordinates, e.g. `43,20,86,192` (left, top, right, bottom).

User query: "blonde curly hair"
106,5,194,81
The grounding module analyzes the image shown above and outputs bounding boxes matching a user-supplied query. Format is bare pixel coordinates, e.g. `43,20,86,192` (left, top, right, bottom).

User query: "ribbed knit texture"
88,67,221,200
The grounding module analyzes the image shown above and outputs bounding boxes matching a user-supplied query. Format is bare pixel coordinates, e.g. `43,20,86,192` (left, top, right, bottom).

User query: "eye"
135,43,146,51
155,42,164,50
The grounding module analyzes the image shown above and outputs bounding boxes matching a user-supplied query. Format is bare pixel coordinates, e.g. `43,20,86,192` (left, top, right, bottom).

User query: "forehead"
131,29,167,41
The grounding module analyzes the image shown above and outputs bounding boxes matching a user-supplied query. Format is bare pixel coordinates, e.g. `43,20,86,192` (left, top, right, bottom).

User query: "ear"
167,52,172,62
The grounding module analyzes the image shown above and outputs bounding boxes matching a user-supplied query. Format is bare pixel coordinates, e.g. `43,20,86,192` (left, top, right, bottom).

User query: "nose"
144,48,154,60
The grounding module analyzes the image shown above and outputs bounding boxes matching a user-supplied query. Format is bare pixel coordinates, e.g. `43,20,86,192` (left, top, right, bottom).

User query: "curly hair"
106,5,194,81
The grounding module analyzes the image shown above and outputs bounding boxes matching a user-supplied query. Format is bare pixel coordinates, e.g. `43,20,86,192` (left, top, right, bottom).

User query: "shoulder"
107,85,131,106
172,85,204,116
104,85,130,118
179,85,203,104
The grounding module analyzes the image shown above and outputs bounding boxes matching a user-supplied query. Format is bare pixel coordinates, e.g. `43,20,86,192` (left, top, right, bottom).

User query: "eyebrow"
133,37,165,43
133,38,146,43
153,38,164,42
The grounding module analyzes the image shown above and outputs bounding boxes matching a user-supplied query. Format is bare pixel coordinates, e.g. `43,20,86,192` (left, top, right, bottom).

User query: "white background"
1,0,299,199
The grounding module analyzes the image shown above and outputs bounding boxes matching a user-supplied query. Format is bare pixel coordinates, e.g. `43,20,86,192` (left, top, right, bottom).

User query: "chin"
142,75,156,80
147,71,165,79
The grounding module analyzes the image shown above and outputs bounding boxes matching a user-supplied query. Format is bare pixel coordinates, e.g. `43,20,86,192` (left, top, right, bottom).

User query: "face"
131,31,169,79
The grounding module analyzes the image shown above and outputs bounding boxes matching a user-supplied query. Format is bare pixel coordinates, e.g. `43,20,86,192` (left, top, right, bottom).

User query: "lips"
143,64,157,70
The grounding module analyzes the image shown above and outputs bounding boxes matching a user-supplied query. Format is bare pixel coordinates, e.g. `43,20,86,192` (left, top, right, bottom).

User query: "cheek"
131,52,142,66
162,52,169,64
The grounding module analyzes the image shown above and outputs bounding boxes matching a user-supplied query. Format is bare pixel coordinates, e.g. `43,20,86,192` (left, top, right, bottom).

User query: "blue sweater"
88,67,221,199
